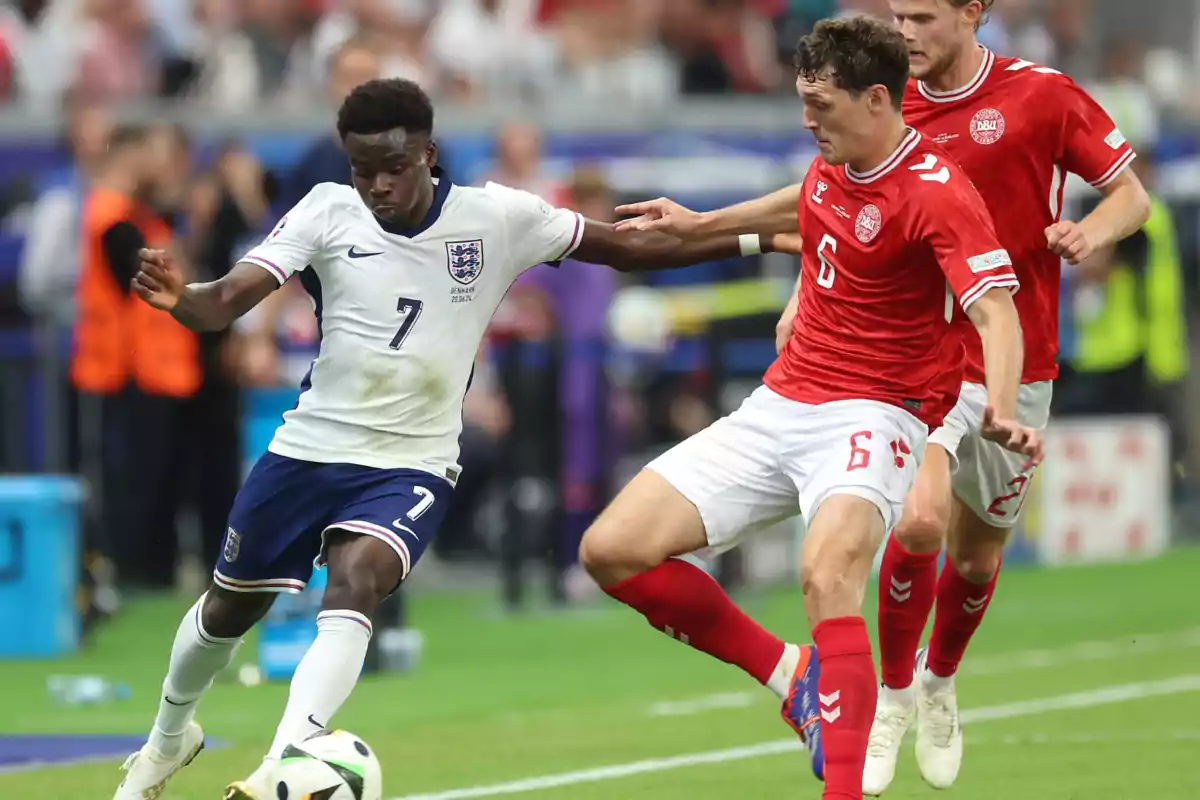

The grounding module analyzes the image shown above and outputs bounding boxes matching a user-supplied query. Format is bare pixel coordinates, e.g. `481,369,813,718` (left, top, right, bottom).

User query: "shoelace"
866,710,906,756
924,693,959,747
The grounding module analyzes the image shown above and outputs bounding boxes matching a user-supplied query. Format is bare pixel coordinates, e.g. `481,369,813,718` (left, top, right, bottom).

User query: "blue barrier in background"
0,476,85,658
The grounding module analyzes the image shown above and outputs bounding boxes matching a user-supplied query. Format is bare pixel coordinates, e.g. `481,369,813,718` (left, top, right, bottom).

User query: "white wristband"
738,233,762,257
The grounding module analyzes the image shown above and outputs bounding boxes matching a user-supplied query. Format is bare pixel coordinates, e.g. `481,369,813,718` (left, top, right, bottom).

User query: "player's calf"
927,515,1006,680
798,494,886,800
579,470,794,694
878,445,954,696
264,533,401,761
115,587,269,800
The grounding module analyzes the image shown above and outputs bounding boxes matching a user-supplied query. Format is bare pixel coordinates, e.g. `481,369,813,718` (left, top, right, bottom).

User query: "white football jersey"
240,175,585,480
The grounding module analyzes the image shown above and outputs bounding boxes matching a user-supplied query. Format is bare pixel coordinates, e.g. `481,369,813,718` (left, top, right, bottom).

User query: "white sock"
880,682,915,710
266,610,373,759
765,643,802,700
920,665,955,694
148,594,241,757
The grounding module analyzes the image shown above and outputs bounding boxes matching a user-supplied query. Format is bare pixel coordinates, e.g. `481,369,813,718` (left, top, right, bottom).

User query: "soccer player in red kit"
579,16,1041,800
852,1,1153,794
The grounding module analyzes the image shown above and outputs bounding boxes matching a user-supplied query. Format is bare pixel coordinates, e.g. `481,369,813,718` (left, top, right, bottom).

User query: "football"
273,729,382,800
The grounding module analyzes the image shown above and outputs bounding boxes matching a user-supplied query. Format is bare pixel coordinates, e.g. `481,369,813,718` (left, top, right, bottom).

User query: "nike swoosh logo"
348,246,384,259
164,696,193,707
392,520,417,536
308,714,325,729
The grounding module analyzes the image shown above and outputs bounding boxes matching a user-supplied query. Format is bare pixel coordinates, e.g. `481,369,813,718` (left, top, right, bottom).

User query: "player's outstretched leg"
114,588,272,800
225,532,400,800
915,514,1004,790
794,494,888,800
866,446,952,796
579,470,806,704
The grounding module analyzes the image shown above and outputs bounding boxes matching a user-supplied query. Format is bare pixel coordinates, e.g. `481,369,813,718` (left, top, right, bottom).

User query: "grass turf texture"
3,549,1199,799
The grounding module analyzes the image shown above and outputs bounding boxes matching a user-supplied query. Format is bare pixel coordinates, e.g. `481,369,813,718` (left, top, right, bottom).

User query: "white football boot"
224,759,276,800
112,722,204,800
862,684,916,796
914,647,964,789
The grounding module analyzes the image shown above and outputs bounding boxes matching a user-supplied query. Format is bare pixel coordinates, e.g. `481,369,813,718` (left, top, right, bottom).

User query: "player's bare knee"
201,585,274,639
579,521,663,586
947,528,1006,584
323,534,403,615
801,496,886,621
580,470,704,585
893,502,947,554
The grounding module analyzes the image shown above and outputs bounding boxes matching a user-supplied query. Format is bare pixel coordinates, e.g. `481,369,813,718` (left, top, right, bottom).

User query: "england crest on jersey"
223,527,241,563
446,239,484,285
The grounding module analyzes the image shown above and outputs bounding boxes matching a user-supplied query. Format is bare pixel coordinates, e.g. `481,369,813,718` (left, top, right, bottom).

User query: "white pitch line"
392,675,1200,800
646,627,1200,718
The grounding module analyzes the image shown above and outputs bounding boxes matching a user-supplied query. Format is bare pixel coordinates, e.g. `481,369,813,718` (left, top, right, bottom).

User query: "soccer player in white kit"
112,79,794,800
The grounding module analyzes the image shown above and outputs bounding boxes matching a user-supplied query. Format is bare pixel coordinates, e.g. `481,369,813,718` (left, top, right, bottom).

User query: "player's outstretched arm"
570,220,790,273
133,248,280,332
614,184,802,239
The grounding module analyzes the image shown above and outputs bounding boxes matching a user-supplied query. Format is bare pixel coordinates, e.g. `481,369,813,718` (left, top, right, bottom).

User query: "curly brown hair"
794,16,910,110
949,0,994,30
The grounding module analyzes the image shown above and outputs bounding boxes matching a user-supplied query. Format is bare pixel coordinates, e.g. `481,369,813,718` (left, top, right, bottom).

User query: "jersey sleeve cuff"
1089,150,1137,189
547,213,585,265
959,275,1020,311
241,254,290,285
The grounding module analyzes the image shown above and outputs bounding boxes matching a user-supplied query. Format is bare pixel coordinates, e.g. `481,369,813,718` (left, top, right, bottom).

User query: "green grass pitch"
3,549,1200,799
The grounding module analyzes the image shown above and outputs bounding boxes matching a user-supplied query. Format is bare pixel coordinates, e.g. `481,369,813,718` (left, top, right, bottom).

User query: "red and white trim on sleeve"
242,254,289,284
960,274,1021,311
1089,150,1138,189
551,212,586,262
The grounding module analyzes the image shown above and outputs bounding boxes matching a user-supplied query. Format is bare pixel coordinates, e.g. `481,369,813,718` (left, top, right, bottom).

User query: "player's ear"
868,84,889,114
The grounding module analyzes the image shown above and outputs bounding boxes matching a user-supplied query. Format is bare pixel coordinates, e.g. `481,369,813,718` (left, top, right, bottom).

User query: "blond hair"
949,0,994,30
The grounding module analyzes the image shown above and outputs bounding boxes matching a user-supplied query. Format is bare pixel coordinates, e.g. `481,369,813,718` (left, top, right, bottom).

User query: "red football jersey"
764,129,1019,429
903,48,1137,384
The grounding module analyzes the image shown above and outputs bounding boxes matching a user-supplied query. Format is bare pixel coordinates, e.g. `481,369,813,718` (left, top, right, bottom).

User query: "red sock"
877,535,939,689
813,617,876,800
603,559,785,684
926,558,1002,678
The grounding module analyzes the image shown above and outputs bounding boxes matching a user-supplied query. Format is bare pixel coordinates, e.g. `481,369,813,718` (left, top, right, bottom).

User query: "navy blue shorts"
214,452,454,594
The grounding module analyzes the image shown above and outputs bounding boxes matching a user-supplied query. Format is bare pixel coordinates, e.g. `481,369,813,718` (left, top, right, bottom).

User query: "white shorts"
647,386,928,555
927,381,1052,528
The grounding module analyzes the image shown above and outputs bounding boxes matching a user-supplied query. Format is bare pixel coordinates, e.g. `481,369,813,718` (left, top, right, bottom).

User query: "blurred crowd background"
0,0,1197,639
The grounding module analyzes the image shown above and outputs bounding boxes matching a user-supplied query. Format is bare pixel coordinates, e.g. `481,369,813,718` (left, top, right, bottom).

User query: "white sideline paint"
392,675,1200,800
649,627,1200,718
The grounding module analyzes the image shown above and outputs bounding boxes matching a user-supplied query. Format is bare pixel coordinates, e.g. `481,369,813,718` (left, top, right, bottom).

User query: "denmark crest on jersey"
446,239,484,285
855,204,882,244
970,108,1005,145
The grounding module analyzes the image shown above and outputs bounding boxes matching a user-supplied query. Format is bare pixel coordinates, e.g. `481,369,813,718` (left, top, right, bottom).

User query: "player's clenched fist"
613,197,705,238
1045,220,1093,265
132,248,185,311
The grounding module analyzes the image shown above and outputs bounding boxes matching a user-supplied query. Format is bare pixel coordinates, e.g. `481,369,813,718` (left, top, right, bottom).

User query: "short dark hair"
336,78,434,141
794,16,910,110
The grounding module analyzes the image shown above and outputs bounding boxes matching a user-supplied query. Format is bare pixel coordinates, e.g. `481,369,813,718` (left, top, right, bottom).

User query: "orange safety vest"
71,187,201,398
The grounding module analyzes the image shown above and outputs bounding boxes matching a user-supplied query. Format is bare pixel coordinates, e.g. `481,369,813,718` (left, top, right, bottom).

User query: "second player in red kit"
858,1,1153,795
